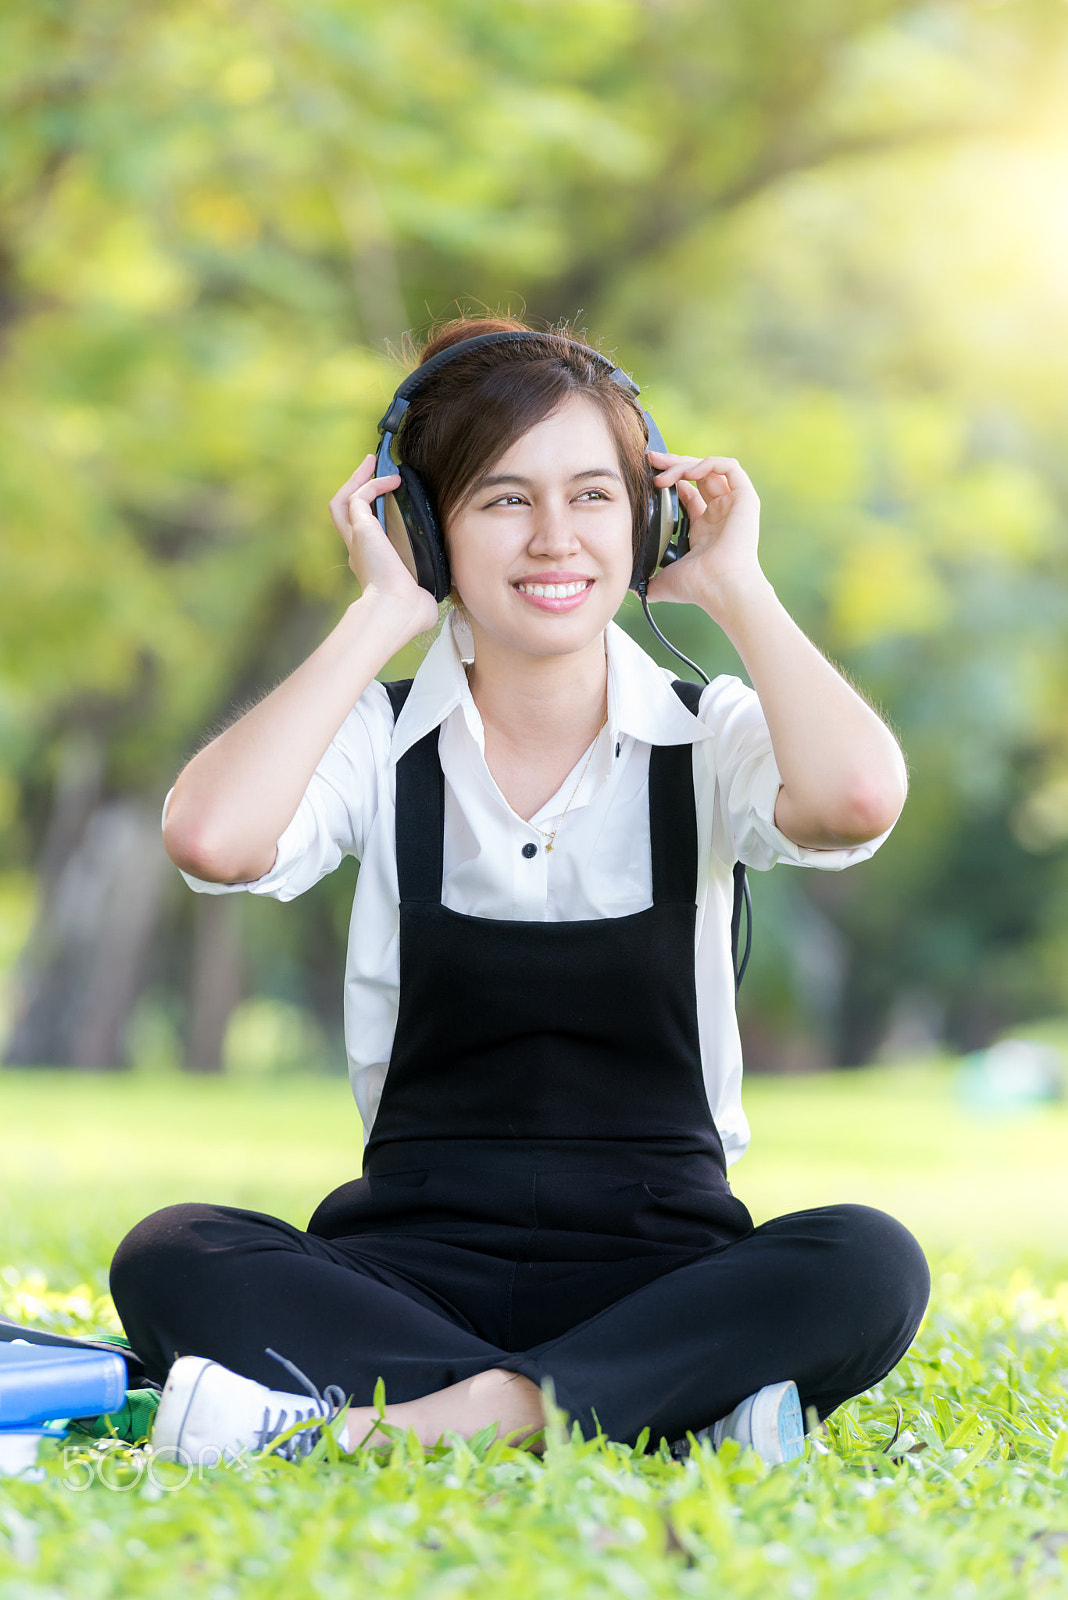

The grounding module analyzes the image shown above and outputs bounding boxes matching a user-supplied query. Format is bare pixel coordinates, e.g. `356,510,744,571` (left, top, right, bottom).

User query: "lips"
512,576,594,612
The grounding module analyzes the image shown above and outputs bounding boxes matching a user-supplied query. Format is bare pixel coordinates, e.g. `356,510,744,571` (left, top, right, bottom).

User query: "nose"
527,495,581,559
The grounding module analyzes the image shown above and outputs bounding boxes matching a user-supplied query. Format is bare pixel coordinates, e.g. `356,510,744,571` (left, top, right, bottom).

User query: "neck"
463,624,609,755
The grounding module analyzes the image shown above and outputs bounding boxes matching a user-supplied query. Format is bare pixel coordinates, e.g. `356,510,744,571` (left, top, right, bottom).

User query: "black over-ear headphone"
372,330,689,604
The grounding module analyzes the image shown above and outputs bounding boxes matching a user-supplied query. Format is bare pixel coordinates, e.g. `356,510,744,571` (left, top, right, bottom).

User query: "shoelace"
253,1347,349,1460
669,1422,721,1460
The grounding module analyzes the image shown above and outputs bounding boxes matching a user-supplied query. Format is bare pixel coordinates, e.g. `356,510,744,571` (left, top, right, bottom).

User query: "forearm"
710,574,908,849
164,595,418,883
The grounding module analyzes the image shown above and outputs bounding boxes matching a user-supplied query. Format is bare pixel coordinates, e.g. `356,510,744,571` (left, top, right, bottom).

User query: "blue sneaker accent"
704,1379,805,1464
672,1379,806,1465
773,1381,805,1461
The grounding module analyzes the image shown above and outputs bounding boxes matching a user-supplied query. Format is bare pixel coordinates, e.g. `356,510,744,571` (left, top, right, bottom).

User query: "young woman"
112,316,929,1465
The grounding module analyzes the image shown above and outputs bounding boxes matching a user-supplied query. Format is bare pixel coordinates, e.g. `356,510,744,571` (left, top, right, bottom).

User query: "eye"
576,488,611,502
485,493,527,508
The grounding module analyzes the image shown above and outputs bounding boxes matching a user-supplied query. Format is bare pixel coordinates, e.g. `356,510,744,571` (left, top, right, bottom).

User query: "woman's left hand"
645,452,908,848
642,452,766,624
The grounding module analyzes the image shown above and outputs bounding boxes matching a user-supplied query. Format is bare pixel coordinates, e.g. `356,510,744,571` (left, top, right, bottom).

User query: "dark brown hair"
395,315,650,562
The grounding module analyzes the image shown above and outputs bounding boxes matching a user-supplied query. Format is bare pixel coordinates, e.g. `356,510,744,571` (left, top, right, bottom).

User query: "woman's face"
445,394,635,664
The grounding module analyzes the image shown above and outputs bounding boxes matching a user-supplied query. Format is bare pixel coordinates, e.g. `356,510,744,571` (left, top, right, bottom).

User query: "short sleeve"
694,674,894,873
167,679,395,902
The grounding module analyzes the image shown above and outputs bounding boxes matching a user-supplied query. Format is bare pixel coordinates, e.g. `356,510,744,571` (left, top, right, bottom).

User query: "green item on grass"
68,1387,161,1444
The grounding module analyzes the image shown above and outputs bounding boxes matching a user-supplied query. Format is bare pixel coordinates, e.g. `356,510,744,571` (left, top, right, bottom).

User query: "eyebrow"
473,467,624,493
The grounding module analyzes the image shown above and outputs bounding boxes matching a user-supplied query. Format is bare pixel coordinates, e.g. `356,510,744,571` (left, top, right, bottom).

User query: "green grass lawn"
1,1063,1067,1598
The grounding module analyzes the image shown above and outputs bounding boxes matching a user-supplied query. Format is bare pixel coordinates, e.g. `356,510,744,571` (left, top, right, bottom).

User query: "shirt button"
521,842,538,859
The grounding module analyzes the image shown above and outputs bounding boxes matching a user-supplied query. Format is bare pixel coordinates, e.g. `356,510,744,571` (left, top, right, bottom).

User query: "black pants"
111,1195,929,1447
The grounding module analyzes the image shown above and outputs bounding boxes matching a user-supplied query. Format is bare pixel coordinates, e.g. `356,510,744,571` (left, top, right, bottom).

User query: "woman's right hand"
165,457,441,885
328,455,440,636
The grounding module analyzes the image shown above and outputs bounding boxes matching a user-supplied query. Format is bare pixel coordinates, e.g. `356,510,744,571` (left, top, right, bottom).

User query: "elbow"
777,746,908,850
163,810,275,885
162,813,230,881
828,769,907,845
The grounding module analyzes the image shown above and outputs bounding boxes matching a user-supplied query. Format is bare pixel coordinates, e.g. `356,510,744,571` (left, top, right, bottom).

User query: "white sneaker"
151,1351,348,1467
707,1379,805,1464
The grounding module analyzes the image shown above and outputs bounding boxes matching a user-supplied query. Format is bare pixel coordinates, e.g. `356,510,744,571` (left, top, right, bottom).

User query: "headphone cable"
637,583,710,687
639,581,754,989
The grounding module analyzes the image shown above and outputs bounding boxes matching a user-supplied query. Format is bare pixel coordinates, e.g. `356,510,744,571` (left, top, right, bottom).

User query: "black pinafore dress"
309,685,753,1355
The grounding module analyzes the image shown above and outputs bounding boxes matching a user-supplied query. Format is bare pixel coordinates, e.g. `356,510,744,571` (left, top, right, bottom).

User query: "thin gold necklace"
537,710,609,853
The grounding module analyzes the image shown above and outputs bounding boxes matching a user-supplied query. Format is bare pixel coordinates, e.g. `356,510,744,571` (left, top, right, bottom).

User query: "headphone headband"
378,330,641,435
371,328,686,604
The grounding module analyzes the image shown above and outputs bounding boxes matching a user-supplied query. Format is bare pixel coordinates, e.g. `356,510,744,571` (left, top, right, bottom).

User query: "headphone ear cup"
373,432,450,602
380,489,421,585
631,408,684,590
630,478,678,590
394,462,451,602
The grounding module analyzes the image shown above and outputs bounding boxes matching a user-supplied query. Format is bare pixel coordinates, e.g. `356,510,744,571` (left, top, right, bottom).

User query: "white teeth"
517,581,589,598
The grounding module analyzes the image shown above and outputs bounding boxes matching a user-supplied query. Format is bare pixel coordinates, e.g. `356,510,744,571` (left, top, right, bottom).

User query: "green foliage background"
3,0,1068,1068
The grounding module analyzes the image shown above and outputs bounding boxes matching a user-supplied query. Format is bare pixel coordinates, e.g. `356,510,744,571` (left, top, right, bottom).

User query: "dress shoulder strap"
384,679,445,903
669,678,752,992
383,679,414,719
647,740,698,905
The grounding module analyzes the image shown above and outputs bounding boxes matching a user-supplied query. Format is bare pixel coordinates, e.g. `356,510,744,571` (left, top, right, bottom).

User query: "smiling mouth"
514,580,592,599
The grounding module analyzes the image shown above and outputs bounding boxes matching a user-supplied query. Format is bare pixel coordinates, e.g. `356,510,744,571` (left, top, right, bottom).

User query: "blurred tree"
1,0,1067,1068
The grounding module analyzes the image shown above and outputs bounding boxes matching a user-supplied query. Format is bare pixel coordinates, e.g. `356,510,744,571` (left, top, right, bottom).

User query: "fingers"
328,452,377,512
647,450,754,497
347,470,402,526
328,454,401,540
676,477,707,520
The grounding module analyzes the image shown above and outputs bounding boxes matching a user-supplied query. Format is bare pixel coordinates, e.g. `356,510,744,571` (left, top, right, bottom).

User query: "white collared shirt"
179,614,891,1163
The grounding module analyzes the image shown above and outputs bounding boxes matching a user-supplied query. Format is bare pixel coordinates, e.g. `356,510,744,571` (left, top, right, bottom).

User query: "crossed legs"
111,1201,929,1449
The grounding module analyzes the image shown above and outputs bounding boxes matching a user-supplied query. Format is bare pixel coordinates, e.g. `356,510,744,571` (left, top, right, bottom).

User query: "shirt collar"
387,612,473,763
388,611,711,763
604,620,714,747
